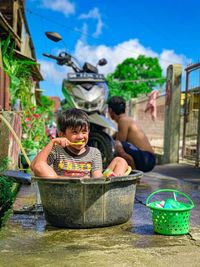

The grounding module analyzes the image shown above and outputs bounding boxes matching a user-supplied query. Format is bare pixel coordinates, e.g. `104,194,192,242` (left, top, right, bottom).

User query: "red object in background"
46,122,57,140
33,114,41,119
145,90,159,121
25,117,31,122
49,96,61,112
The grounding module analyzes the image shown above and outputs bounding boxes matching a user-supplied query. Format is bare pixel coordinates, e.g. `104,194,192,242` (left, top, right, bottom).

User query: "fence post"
163,64,182,163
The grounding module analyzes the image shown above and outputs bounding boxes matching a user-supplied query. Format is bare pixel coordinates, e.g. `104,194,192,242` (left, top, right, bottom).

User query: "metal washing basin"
34,171,143,228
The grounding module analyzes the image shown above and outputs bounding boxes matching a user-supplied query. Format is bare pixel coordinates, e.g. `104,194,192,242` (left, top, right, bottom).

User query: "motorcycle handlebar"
43,53,61,60
43,52,71,65
43,52,81,72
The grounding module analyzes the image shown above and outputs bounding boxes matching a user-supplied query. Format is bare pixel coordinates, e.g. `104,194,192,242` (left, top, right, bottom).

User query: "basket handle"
146,189,195,208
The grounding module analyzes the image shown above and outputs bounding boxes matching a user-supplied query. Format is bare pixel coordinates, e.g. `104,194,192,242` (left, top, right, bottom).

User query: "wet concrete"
0,163,200,267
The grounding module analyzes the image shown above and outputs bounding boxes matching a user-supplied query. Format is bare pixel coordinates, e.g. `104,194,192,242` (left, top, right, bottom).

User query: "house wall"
0,0,40,168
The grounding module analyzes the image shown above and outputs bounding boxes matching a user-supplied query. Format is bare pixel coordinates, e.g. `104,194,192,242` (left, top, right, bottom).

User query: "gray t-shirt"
47,145,102,177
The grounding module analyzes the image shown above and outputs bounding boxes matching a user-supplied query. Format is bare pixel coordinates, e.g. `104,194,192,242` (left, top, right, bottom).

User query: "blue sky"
26,0,200,99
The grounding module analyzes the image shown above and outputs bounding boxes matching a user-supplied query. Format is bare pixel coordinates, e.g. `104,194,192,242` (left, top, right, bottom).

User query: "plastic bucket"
146,189,195,235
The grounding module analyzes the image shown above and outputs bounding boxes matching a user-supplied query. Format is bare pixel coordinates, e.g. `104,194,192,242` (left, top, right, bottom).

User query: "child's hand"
53,137,70,148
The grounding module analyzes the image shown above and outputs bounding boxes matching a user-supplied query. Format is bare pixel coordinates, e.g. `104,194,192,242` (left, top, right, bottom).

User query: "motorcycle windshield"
68,81,109,100
96,82,109,100
62,79,109,112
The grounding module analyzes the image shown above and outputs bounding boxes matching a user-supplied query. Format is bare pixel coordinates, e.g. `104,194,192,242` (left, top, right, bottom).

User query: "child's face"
64,125,89,149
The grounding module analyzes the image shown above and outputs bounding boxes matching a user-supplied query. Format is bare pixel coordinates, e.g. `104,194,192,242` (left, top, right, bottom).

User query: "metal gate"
182,62,200,166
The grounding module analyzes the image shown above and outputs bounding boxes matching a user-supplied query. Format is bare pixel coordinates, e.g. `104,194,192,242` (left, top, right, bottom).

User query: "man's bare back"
116,114,154,154
108,96,156,172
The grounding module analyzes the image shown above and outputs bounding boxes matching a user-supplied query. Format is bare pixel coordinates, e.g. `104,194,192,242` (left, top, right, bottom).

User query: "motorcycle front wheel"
88,131,115,169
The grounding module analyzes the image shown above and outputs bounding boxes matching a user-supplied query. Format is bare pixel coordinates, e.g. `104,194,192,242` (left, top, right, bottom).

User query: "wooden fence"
0,67,10,111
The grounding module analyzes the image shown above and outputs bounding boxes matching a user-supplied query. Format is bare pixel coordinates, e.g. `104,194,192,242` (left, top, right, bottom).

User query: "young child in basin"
31,108,130,178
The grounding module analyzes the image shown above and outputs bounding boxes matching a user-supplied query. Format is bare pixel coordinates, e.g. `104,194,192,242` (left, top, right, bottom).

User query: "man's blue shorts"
121,141,156,172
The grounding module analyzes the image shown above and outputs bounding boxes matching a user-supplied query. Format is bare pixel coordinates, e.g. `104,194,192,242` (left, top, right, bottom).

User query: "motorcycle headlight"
72,95,85,109
72,94,105,112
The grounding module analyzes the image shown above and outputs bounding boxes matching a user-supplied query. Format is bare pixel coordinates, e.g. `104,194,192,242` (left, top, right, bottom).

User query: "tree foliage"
0,35,37,107
1,36,55,155
0,157,14,227
107,55,166,100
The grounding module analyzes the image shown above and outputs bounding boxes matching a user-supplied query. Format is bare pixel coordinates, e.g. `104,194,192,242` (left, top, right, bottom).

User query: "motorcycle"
43,32,116,168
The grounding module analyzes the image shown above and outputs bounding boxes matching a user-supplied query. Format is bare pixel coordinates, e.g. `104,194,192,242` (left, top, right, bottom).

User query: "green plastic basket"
146,189,195,235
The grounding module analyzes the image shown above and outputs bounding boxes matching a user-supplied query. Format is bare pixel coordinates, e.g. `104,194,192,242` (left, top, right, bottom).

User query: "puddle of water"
0,180,199,266
0,173,199,266
31,181,41,206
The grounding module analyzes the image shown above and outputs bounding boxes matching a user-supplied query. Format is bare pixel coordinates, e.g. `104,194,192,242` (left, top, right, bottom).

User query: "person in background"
46,121,57,140
107,96,156,172
31,108,130,178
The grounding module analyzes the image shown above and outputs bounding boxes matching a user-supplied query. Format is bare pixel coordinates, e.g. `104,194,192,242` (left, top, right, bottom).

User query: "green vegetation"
0,36,37,108
107,55,166,100
1,36,55,156
21,95,54,154
0,157,15,227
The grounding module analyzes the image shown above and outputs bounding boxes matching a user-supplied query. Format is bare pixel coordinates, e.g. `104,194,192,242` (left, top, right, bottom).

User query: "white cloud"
40,0,75,16
159,50,191,75
39,60,68,84
79,8,103,38
74,23,88,43
40,39,191,90
74,39,190,76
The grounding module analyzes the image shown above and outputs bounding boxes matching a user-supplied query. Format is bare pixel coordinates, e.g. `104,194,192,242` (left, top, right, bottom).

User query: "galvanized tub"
35,171,142,228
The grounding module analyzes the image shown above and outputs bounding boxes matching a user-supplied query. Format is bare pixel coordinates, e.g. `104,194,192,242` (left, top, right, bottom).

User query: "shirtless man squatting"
108,96,156,172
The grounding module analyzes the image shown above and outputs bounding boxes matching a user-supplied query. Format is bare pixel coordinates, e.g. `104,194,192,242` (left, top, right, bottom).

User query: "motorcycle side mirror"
45,32,62,42
97,58,107,66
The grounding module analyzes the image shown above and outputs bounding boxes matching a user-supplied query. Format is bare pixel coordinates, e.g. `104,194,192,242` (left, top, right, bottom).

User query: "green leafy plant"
0,156,11,171
21,107,48,153
0,35,37,107
21,96,54,154
1,36,55,156
107,55,166,100
0,157,14,227
0,176,14,223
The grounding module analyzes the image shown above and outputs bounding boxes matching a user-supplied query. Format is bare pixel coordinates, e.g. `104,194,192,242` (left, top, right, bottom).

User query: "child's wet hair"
57,108,90,133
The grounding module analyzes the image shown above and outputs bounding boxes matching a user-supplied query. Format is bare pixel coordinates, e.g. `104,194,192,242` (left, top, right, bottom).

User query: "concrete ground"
0,163,200,267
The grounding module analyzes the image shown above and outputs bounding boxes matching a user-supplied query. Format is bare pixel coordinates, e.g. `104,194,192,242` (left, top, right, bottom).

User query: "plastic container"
34,171,142,228
146,189,195,235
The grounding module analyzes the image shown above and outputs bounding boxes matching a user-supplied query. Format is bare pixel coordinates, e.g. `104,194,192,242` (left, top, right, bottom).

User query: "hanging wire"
26,8,187,67
114,77,165,84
